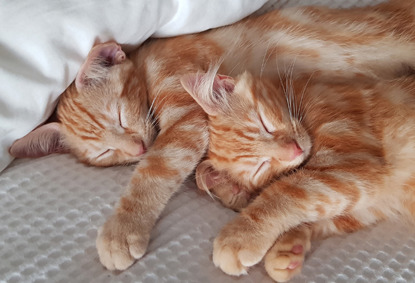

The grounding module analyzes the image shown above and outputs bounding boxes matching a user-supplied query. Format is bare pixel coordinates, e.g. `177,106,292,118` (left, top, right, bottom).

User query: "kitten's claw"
264,227,311,282
96,214,149,270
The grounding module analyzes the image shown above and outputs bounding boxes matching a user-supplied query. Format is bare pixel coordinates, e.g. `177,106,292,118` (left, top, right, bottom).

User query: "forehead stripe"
233,129,255,141
62,120,78,136
79,135,100,141
73,100,105,129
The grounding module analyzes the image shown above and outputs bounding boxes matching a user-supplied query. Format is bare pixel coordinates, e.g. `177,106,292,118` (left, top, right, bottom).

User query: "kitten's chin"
285,152,307,167
276,153,307,173
296,132,312,162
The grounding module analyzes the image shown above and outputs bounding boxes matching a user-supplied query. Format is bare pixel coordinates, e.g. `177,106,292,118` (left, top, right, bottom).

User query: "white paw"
96,214,149,270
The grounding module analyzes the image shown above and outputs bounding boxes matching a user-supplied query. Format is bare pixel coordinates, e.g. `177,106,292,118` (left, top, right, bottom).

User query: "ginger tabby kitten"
183,70,415,282
10,0,415,272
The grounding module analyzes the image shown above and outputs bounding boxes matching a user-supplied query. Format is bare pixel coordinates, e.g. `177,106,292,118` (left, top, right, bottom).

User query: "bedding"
2,0,415,282
2,152,415,282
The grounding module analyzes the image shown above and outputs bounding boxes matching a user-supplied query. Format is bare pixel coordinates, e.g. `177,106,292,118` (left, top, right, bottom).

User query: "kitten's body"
10,0,415,273
186,71,415,281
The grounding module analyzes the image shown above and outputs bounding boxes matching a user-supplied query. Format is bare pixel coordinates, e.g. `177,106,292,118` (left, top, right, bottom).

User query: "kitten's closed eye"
96,149,112,160
259,109,276,135
118,110,126,129
252,159,271,184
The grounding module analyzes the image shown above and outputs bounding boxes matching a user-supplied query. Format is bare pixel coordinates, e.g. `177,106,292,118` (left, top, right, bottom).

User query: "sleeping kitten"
181,70,415,281
10,0,415,271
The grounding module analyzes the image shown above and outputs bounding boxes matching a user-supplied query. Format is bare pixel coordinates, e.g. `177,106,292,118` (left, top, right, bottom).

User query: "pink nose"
128,140,146,157
290,141,303,161
136,141,146,156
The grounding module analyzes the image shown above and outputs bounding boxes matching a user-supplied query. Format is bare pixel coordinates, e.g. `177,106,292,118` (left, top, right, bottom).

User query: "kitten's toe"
96,214,150,270
238,248,266,267
264,227,311,282
212,243,248,276
212,227,268,276
96,227,116,270
109,240,135,271
127,234,148,259
96,227,136,271
264,248,304,282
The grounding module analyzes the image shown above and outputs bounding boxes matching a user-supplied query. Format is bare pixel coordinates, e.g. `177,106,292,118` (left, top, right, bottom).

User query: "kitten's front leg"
96,100,208,270
213,166,380,276
212,188,302,276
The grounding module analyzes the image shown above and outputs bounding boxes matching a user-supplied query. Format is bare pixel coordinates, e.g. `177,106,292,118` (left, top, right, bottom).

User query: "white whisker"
260,40,273,78
298,71,315,122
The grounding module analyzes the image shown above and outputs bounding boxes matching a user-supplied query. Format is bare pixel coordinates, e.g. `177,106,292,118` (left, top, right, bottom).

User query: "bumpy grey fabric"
1,154,415,283
2,0,414,282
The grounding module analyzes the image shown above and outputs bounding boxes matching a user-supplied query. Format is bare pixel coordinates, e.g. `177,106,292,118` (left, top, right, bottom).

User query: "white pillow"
0,0,268,172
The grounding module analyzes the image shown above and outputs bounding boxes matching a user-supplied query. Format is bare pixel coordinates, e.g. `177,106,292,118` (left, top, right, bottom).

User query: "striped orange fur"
187,71,415,282
10,0,415,275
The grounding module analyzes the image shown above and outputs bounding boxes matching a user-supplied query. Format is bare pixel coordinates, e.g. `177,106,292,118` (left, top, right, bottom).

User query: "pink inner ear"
213,75,235,94
215,75,235,93
180,73,235,116
75,42,126,90
97,43,126,65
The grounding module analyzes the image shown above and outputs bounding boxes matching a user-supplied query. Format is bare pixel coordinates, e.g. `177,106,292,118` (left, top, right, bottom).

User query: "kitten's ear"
195,160,224,192
75,42,126,90
180,73,235,116
9,122,69,158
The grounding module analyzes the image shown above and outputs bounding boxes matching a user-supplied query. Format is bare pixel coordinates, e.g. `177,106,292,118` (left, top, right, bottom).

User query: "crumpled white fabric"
0,0,268,172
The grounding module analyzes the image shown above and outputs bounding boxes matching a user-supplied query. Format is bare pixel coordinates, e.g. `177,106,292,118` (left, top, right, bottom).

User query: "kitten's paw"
264,244,304,282
212,219,272,276
264,227,311,282
96,214,150,270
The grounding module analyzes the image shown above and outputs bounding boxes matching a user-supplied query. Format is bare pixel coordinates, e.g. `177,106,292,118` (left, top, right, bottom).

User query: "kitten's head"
10,42,156,166
182,70,312,189
195,160,252,211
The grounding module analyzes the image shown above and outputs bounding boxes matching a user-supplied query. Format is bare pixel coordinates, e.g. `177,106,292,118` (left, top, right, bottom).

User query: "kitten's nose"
135,141,146,156
290,141,303,160
126,140,146,157
276,140,303,162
